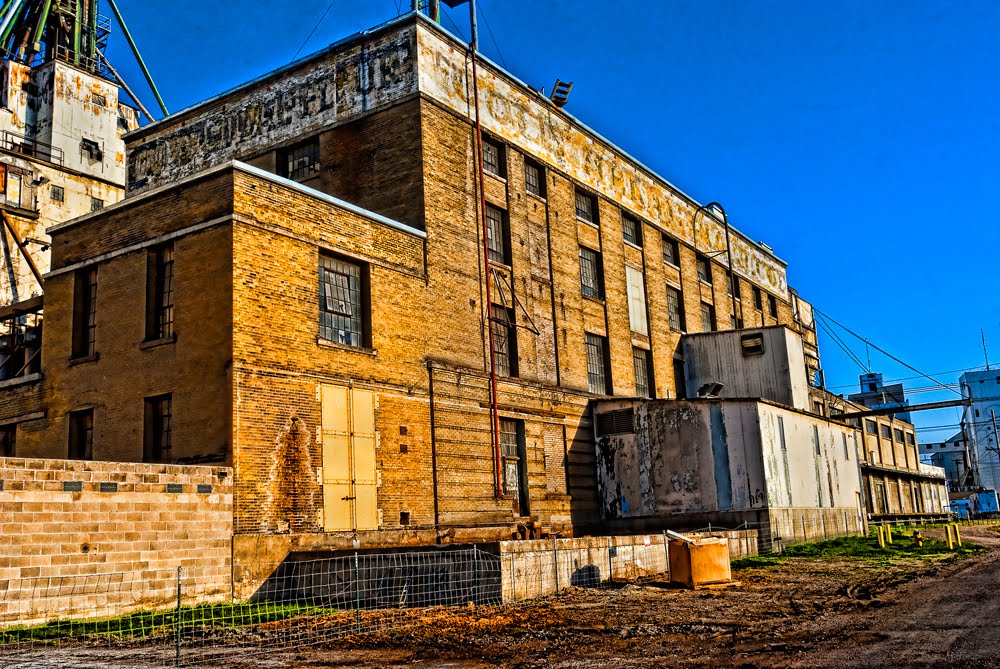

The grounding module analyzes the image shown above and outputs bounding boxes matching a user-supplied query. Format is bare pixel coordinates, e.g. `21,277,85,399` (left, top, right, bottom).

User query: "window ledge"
317,337,377,356
0,372,42,389
68,353,99,366
485,172,507,184
140,335,177,350
623,240,643,251
526,191,547,203
577,217,599,229
699,279,713,287
664,261,680,270
582,294,606,305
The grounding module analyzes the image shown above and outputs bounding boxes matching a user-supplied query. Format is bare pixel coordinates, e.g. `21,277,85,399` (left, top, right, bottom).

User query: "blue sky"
104,1,999,441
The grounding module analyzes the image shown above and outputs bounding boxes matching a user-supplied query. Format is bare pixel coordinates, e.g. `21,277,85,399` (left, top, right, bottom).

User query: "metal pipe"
97,49,153,122
86,0,96,61
468,0,501,499
0,0,28,52
31,0,53,52
106,0,168,115
73,0,81,64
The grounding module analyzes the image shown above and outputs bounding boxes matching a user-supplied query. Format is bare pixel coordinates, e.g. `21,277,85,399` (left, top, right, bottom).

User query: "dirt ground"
5,525,1000,669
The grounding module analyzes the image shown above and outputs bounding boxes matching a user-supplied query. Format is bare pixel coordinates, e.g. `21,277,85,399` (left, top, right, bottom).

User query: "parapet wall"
0,458,233,626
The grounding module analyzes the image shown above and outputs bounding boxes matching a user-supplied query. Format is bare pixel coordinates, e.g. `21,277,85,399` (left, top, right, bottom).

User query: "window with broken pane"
320,255,365,347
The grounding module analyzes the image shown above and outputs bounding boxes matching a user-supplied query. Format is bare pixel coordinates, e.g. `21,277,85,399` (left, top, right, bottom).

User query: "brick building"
1,13,832,557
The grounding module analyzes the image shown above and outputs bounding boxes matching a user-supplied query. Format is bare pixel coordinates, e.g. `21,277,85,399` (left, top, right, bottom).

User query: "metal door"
321,385,379,531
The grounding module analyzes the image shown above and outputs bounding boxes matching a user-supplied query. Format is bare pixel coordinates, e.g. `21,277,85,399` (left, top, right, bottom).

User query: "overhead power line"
294,0,337,61
814,308,963,398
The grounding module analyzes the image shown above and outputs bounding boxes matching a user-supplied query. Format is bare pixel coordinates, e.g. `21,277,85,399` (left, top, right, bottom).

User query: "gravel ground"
3,525,998,669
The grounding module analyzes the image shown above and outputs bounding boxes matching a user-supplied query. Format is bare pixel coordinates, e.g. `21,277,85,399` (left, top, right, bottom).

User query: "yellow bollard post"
885,526,893,544
945,524,954,550
953,524,962,547
877,526,885,548
912,530,923,548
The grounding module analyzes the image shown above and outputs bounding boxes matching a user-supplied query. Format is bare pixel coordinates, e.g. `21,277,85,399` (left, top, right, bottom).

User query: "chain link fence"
0,525,763,667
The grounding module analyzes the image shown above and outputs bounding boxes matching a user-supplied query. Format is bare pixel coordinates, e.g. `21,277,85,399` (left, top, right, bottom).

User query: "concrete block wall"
499,530,757,603
0,458,233,626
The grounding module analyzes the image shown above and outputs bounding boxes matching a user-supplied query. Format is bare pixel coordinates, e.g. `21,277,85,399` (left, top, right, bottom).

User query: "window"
585,333,611,395
485,204,510,265
672,358,687,399
145,244,174,341
633,347,653,398
319,255,368,347
625,266,648,335
906,432,915,446
696,254,712,283
662,234,679,266
579,246,603,298
767,294,778,318
0,424,14,457
482,138,504,177
700,302,716,332
91,92,107,107
50,184,64,202
279,137,320,182
90,197,103,211
666,285,685,332
778,416,787,451
68,409,94,460
491,304,517,377
621,214,641,246
499,418,519,494
880,424,892,439
524,158,545,197
575,190,598,225
894,428,904,443
71,266,97,359
813,425,821,456
865,419,877,434
843,433,850,460
752,286,763,311
740,333,765,356
596,408,635,436
144,394,172,463
81,138,102,161
813,400,825,416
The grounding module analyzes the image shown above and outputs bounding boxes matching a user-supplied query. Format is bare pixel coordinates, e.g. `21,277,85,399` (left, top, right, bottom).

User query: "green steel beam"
106,0,166,115
32,0,53,52
86,0,96,61
73,0,82,64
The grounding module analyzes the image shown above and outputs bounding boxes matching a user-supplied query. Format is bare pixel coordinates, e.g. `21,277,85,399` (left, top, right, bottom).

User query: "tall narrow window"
319,255,368,347
672,358,687,399
579,246,603,298
585,333,611,395
633,347,653,398
482,138,505,177
145,244,174,341
752,286,763,311
625,265,648,335
621,214,641,246
696,255,712,283
524,158,545,197
768,294,778,319
279,136,320,182
575,190,598,226
662,234,679,266
144,394,173,463
68,409,94,460
700,302,716,332
71,266,97,359
485,204,510,265
491,304,517,377
666,285,685,332
0,424,14,457
499,418,528,513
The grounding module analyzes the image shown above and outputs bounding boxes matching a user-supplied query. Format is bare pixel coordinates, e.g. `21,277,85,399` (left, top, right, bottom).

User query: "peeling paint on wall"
126,30,418,193
416,24,788,296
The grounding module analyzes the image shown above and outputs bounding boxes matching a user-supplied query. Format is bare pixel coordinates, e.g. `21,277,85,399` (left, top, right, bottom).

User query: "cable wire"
477,0,509,70
294,0,337,61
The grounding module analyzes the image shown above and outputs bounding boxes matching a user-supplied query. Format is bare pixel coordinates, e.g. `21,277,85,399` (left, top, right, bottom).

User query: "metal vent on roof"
596,408,635,436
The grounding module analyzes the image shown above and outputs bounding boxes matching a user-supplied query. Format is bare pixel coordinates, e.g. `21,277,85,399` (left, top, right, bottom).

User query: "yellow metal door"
321,384,379,531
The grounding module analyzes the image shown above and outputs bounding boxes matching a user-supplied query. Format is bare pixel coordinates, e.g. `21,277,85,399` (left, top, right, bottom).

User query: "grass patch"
732,529,985,571
0,600,338,645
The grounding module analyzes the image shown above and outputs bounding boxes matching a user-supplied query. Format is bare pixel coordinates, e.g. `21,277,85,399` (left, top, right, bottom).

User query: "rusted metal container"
668,537,732,589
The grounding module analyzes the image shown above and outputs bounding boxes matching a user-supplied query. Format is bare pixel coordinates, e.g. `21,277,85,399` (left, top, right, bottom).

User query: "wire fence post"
472,544,479,610
354,551,361,634
661,531,668,576
552,537,559,594
175,566,182,669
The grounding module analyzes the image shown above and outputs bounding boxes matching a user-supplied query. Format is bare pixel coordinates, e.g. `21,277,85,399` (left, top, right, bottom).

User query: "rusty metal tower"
0,0,166,119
